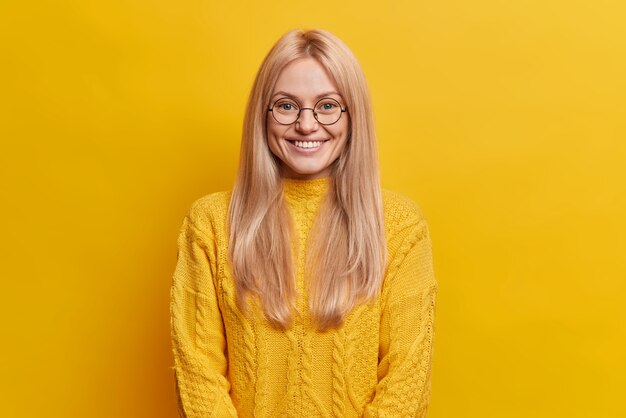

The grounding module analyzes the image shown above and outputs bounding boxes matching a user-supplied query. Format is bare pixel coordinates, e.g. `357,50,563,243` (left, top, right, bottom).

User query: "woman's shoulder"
381,188,426,233
183,190,232,231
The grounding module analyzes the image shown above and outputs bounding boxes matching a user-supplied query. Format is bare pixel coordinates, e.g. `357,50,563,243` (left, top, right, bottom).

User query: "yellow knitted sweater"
170,177,438,418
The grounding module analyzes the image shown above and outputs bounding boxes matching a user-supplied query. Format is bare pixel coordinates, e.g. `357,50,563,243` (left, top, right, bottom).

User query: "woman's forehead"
271,58,341,101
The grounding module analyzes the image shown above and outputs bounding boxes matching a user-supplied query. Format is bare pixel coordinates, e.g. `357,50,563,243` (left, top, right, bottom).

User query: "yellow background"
1,0,624,417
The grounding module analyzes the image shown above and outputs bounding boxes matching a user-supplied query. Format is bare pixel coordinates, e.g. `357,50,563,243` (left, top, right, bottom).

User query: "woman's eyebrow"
271,91,341,100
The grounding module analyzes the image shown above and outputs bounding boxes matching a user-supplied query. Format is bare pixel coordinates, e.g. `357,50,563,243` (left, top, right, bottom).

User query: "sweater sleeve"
170,213,238,418
363,218,438,418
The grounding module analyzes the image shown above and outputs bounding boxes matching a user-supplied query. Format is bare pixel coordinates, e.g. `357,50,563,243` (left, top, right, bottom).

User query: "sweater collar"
282,176,331,205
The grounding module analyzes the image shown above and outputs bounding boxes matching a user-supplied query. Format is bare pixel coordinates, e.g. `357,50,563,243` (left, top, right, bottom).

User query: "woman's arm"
364,218,438,418
170,212,238,418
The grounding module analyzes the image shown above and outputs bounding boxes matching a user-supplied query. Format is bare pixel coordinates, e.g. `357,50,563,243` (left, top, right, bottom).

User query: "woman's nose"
295,109,318,133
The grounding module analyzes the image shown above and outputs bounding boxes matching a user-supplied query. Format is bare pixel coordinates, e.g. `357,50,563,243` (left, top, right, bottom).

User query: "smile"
287,139,328,150
294,140,323,148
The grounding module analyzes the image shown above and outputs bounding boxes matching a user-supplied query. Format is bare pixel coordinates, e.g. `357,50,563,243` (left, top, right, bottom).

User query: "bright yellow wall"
1,1,624,417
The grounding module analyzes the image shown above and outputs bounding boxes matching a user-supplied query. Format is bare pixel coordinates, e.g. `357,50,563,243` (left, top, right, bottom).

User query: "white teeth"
294,140,322,148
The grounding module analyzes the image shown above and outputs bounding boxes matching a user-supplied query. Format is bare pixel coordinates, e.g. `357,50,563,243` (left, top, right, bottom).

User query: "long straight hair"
228,29,386,330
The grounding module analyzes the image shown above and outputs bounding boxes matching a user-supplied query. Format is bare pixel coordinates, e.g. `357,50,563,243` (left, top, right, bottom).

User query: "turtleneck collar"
282,176,331,205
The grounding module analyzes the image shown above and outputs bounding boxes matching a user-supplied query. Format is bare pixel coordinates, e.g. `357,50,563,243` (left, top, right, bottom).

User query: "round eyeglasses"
268,97,347,126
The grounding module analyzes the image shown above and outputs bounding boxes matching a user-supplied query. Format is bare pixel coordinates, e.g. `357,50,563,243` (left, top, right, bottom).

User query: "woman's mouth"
288,139,327,151
294,140,323,148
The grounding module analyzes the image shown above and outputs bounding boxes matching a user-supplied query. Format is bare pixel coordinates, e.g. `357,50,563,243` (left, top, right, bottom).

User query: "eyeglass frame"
267,97,348,126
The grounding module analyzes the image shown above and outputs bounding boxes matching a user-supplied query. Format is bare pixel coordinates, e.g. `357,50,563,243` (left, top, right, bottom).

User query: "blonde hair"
228,29,386,330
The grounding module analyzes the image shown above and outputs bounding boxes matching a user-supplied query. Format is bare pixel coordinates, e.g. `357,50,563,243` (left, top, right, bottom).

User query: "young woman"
170,29,438,418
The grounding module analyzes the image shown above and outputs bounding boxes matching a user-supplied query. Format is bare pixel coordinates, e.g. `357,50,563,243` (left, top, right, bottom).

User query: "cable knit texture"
170,177,438,418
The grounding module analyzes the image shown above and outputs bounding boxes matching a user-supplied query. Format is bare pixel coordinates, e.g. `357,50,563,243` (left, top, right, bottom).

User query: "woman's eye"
275,100,298,112
317,100,340,112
